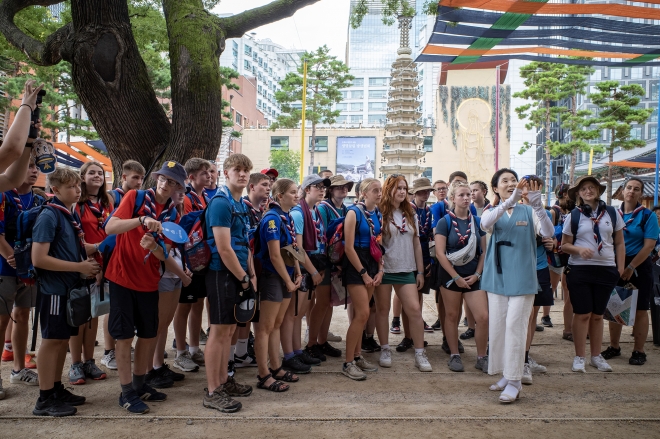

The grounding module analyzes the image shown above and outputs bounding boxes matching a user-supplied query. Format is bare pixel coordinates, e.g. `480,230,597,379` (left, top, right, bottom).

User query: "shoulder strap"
354,204,374,237
132,190,147,217
570,208,581,244
605,205,617,230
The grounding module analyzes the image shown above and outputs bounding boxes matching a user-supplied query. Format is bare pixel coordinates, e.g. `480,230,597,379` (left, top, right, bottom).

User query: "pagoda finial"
398,15,413,49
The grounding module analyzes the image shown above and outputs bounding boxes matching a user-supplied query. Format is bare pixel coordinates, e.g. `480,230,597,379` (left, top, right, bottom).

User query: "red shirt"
183,190,207,214
105,190,179,292
76,200,110,265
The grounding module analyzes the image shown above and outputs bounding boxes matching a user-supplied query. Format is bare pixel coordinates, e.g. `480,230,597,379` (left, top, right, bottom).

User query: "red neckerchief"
448,209,472,246
618,203,644,231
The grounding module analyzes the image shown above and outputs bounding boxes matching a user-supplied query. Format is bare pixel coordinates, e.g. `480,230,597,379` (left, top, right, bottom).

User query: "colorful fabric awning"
418,2,660,66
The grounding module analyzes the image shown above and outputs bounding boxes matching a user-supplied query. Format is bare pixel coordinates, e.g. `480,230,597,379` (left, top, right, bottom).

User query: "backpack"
570,206,618,245
1,191,45,244
326,218,346,265
178,209,210,273
109,188,125,210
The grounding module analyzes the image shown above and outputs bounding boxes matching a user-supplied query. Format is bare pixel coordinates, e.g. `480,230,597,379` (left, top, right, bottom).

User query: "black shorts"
206,270,240,325
108,281,159,339
419,267,433,295
343,247,379,286
259,270,291,302
39,295,79,340
567,265,620,315
534,267,554,307
179,273,207,304
619,256,654,311
438,267,481,293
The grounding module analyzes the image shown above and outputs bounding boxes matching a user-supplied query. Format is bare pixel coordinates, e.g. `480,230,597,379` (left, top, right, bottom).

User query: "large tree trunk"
607,136,614,204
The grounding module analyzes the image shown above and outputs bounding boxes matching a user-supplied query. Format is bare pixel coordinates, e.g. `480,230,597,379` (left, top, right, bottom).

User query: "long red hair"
379,175,417,240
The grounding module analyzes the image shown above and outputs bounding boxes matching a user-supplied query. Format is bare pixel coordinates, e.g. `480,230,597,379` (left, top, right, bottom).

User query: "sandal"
499,383,521,403
562,332,573,342
270,367,299,383
256,374,289,392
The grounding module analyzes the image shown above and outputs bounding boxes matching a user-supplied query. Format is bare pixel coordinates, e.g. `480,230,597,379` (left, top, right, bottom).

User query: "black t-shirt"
435,214,485,276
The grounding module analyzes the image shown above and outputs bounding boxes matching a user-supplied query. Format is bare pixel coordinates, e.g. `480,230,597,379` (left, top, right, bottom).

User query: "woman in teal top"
480,169,554,404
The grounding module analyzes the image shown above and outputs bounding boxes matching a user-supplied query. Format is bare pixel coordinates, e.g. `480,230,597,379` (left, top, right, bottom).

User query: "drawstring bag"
66,282,92,328
90,281,111,318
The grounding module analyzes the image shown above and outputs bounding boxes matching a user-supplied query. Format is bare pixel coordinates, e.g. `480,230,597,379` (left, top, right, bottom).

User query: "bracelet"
626,264,634,271
475,272,482,279
311,271,319,277
379,269,384,273
19,103,34,112
139,216,145,226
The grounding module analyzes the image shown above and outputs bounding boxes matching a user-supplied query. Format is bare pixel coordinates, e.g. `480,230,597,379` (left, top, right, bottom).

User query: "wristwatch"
359,268,367,276
241,274,250,284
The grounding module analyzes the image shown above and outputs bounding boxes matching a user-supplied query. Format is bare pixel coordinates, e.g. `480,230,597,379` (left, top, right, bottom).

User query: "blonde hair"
48,168,81,188
223,154,253,172
357,178,379,202
447,180,471,209
270,178,296,206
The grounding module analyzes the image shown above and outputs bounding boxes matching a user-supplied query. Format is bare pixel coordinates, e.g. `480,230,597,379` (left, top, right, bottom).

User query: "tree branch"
219,0,321,39
0,0,72,66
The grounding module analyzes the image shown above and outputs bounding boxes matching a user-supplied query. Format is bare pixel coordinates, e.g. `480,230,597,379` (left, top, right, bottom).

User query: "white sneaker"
572,356,586,373
101,350,117,370
342,361,366,381
528,356,547,373
379,347,392,368
522,363,533,385
414,350,432,372
326,331,342,342
173,351,199,372
355,355,378,372
10,368,39,385
590,354,613,372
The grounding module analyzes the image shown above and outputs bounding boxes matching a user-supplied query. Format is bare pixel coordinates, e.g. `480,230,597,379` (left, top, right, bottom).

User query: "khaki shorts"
0,276,37,315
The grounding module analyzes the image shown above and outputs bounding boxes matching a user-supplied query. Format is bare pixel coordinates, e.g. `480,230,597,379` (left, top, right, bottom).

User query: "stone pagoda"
380,15,426,183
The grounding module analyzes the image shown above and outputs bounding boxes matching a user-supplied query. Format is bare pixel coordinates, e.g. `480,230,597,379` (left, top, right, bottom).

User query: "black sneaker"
541,316,553,327
629,350,647,366
441,337,450,354
160,363,185,382
601,346,621,360
424,321,434,333
33,394,77,417
146,367,175,389
320,341,341,358
228,360,236,377
234,353,258,368
297,350,321,366
305,345,326,362
137,383,167,402
459,328,475,340
362,332,374,353
366,336,381,352
462,317,468,327
396,337,413,352
55,385,86,406
535,324,544,332
282,355,312,374
431,319,442,331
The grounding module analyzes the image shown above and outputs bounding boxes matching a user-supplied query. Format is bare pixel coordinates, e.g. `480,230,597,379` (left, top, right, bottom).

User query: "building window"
349,115,363,123
368,102,388,111
650,104,658,122
270,136,289,150
351,90,364,99
423,136,433,152
652,81,659,100
349,102,363,112
336,116,347,124
235,112,243,125
650,125,657,139
423,167,432,179
369,90,388,99
367,114,385,124
590,69,601,81
630,125,643,140
631,67,644,79
351,78,364,87
369,77,389,87
340,91,349,99
336,103,348,111
609,68,622,80
244,45,252,56
309,136,328,152
244,60,251,70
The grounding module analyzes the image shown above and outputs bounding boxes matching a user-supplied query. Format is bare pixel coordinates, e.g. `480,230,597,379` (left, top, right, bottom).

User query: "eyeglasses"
158,175,179,187
434,187,448,192
313,184,327,191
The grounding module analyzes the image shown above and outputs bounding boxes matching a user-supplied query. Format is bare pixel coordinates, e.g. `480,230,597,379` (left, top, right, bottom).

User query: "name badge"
516,221,528,226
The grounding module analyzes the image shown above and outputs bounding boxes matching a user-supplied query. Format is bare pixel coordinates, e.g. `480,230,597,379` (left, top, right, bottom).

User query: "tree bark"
220,0,322,39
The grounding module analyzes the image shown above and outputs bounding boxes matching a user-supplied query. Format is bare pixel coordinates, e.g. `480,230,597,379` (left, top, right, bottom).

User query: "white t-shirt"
162,249,183,279
562,209,624,266
381,210,419,273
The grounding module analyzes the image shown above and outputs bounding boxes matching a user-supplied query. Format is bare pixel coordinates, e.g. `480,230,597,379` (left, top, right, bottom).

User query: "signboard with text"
336,137,376,183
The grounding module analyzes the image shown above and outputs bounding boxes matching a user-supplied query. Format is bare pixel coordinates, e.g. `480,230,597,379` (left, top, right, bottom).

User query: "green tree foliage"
270,45,353,175
270,149,301,182
350,0,417,28
589,81,652,203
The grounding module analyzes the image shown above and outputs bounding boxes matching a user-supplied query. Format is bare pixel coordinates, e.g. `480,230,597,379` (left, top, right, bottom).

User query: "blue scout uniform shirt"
205,186,250,272
621,208,659,257
259,210,295,276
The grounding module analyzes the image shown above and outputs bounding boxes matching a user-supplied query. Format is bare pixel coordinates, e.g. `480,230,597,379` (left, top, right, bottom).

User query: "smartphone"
28,90,47,139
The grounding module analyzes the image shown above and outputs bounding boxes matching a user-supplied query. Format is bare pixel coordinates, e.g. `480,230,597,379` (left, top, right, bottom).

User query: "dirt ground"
1,292,659,438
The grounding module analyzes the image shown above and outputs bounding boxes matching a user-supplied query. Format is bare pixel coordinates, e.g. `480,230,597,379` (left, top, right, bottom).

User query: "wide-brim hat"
281,245,306,267
410,177,434,194
567,176,606,201
328,175,354,191
152,160,187,190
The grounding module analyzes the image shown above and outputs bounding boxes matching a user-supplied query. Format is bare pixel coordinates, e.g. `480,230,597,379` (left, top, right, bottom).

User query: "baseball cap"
301,175,331,190
261,168,279,178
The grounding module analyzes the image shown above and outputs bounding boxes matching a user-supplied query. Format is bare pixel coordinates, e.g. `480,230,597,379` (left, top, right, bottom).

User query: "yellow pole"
299,61,308,184
588,147,594,175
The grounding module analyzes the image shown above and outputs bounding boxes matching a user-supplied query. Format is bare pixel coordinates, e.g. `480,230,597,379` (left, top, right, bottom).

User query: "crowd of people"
0,81,659,416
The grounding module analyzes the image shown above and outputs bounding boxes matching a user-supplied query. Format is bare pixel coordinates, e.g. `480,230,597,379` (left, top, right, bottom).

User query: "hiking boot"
541,315,553,327
11,367,39,386
55,383,86,406
137,383,167,401
447,355,464,372
431,319,442,331
355,355,378,372
320,341,341,357
83,359,107,380
101,350,117,370
305,344,326,362
203,387,242,413
223,376,253,397
282,355,311,374
424,321,434,333
297,350,321,366
191,350,205,366
572,356,586,373
68,362,86,385
601,346,621,360
119,390,150,414
415,350,432,372
475,355,488,373
145,367,174,389
160,363,185,381
396,337,413,353
590,355,613,372
535,324,544,332
528,357,547,373
522,363,533,385
0,378,5,400
173,351,199,372
459,328,475,340
629,351,647,366
342,361,366,381
199,329,208,346
379,347,392,368
441,337,450,354
327,331,342,342
33,394,77,417
234,353,258,368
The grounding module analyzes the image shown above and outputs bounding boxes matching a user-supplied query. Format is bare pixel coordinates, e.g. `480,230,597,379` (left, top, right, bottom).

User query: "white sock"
235,339,248,357
177,350,187,357
496,376,509,389
153,364,162,370
415,348,424,355
4,342,12,352
381,344,390,350
189,346,199,354
230,345,236,362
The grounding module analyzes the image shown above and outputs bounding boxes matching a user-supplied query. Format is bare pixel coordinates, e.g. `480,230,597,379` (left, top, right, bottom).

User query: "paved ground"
1,293,659,438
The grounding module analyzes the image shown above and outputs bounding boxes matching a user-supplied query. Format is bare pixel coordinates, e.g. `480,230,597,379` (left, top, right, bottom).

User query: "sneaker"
0,378,4,400
160,363,185,382
522,363,533,385
199,329,208,346
234,353,259,368
33,394,77,417
390,323,401,334
462,317,468,327
535,324,544,332
305,344,326,362
528,357,547,373
366,336,381,352
223,376,253,397
379,347,392,368
590,355,613,372
475,356,488,373
297,350,322,366
10,367,39,385
424,321,434,333
119,390,150,414
228,360,236,377
326,331,342,342
459,328,475,340
101,350,117,370
55,384,86,406
572,356,586,373
601,346,621,360
191,350,205,366
342,361,367,381
355,355,378,372
164,351,168,359
1,348,13,362
320,341,341,358
25,353,37,369
203,387,242,413
282,355,311,374
83,359,107,380
447,355,464,372
541,315,553,327
145,367,174,389
441,337,450,354
173,351,199,372
172,339,189,350
137,383,167,401
396,337,413,352
629,351,647,366
458,339,465,354
362,333,376,353
431,319,442,331
414,350,432,372
247,335,255,358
